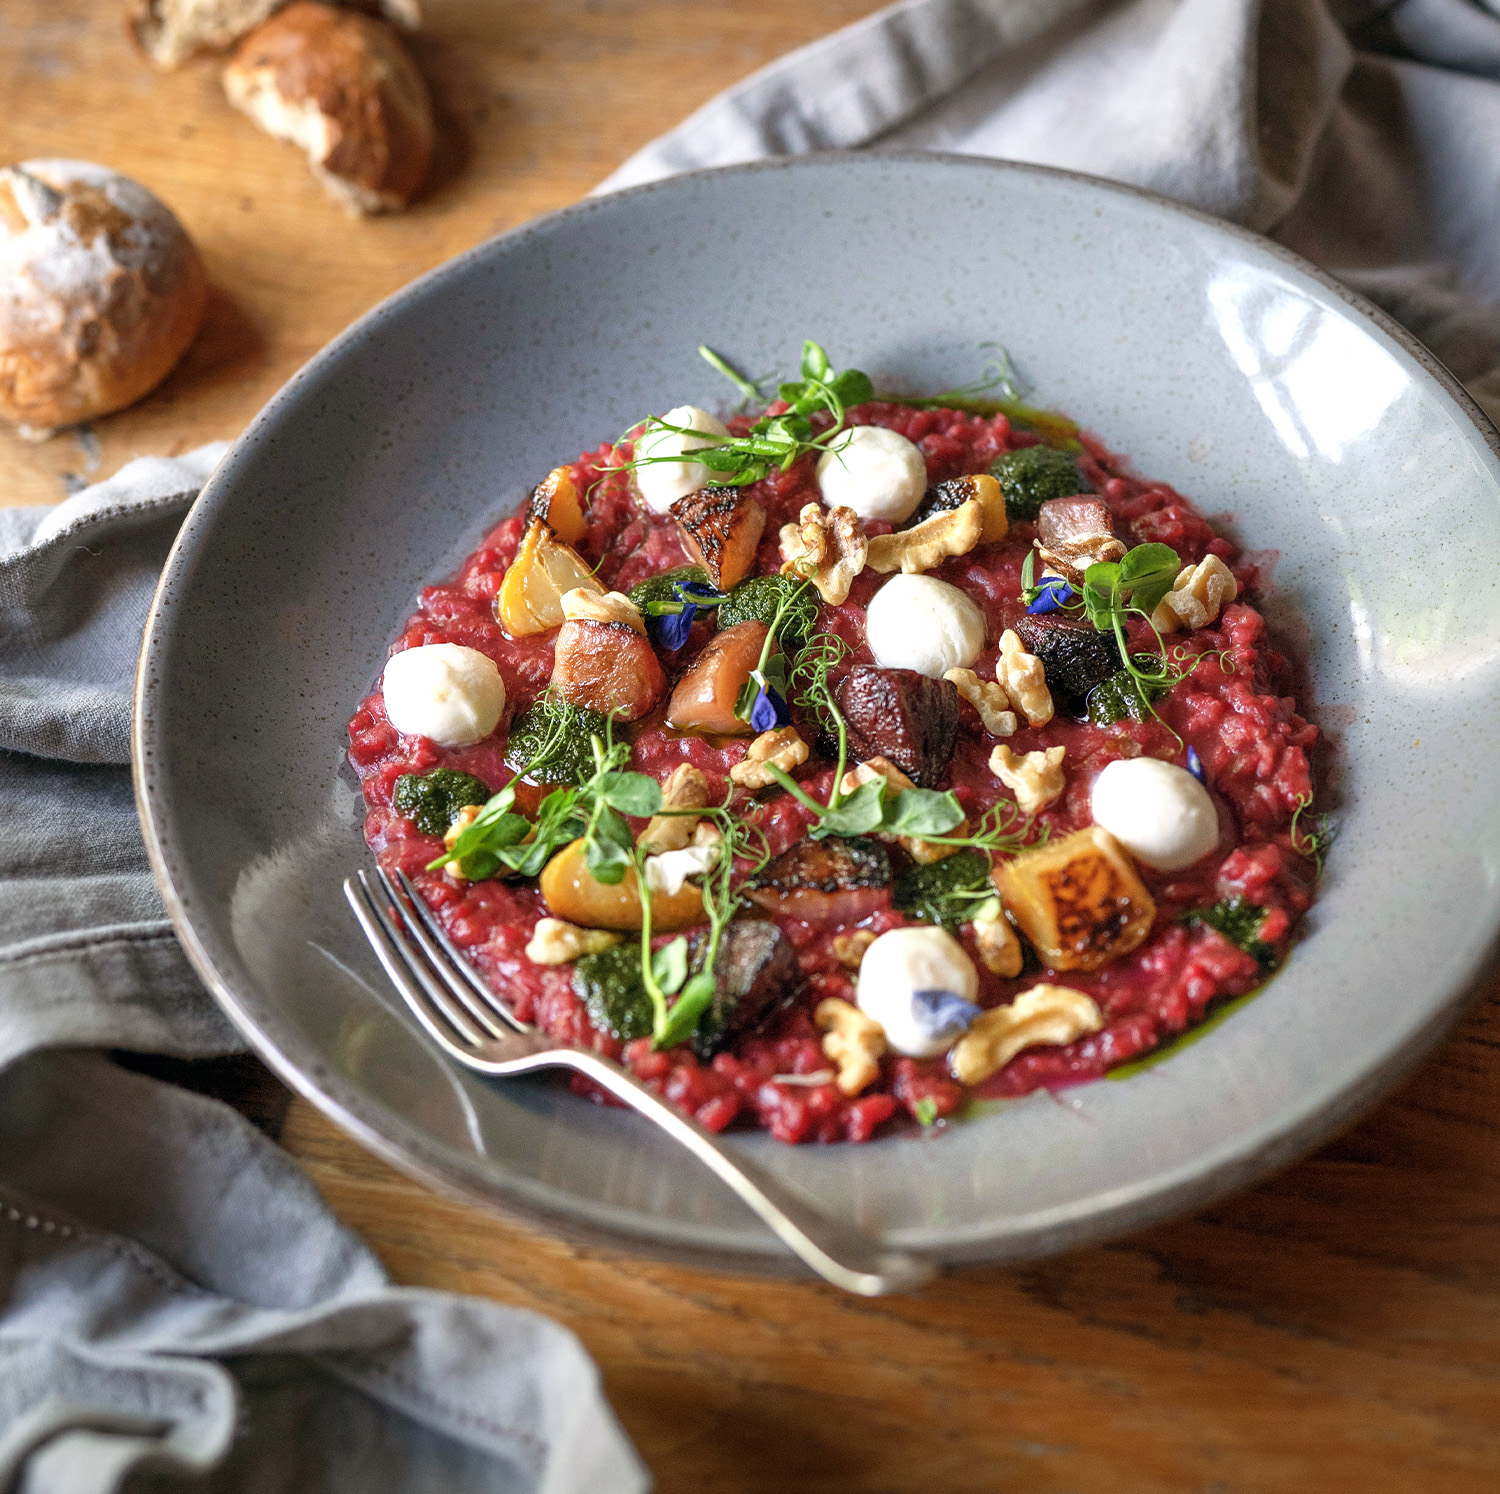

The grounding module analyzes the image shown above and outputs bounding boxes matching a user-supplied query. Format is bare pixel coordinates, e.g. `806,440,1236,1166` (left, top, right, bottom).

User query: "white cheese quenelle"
865,573,986,679
382,643,505,747
816,424,927,523
856,926,981,1058
633,405,730,513
1090,757,1219,871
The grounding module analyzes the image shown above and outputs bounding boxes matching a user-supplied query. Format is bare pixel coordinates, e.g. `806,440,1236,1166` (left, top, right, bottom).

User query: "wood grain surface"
7,3,1500,1489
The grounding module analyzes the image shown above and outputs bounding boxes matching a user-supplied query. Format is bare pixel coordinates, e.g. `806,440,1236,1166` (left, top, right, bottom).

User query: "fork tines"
343,868,528,1049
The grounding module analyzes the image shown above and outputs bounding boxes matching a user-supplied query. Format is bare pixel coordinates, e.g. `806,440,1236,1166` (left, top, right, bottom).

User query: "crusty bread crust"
128,0,421,71
223,2,433,214
0,161,207,434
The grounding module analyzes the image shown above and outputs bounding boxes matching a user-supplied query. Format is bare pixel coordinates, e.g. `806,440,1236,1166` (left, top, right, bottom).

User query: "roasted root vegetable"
1015,615,1118,719
687,921,801,1058
670,487,766,591
746,836,892,923
527,465,588,545
666,620,770,736
540,839,703,931
550,617,665,721
906,473,1008,545
496,520,603,636
996,826,1156,971
836,666,961,787
1034,496,1125,582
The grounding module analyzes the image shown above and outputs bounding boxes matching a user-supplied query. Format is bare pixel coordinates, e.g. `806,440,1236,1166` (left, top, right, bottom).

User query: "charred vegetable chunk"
496,520,603,636
836,666,961,787
1086,659,1172,724
541,840,703,931
504,697,610,785
392,768,492,837
745,836,892,923
687,920,801,1059
906,473,1008,544
573,945,654,1041
997,826,1156,972
1015,616,1119,719
892,849,993,931
670,487,767,591
1185,898,1275,970
988,446,1090,522
716,574,815,654
550,618,665,722
667,620,770,736
1034,496,1125,582
627,565,711,615
527,465,588,545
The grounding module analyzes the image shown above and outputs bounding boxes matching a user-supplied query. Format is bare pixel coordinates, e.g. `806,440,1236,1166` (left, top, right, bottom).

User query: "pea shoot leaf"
598,772,663,818
882,788,965,838
651,936,690,997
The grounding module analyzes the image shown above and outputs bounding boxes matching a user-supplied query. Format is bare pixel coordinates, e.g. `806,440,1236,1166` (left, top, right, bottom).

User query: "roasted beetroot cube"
746,836,893,925
835,666,960,787
687,921,802,1059
1015,615,1119,718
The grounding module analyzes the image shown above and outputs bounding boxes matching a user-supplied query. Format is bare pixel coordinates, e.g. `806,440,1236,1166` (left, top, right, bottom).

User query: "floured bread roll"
128,0,421,71
224,2,433,215
0,161,207,439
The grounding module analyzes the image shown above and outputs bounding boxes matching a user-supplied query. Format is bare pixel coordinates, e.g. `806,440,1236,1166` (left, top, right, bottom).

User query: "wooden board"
8,3,1500,1489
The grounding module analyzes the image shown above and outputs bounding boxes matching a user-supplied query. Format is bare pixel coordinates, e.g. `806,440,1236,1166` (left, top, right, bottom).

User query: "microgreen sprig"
1290,793,1334,876
620,341,874,489
732,579,816,730
636,803,772,1049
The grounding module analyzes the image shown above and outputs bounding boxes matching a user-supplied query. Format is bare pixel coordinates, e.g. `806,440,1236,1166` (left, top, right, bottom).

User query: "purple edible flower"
1026,576,1075,614
749,686,791,733
1186,745,1206,784
652,607,697,652
911,989,981,1043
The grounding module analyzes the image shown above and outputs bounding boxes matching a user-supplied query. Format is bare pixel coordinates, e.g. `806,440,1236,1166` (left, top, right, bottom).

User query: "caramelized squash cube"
670,488,766,591
528,465,588,545
996,826,1156,971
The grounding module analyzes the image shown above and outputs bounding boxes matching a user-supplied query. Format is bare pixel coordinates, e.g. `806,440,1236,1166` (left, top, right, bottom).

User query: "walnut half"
949,984,1103,1085
729,727,809,789
779,503,868,604
1150,553,1238,634
865,498,983,575
989,744,1067,816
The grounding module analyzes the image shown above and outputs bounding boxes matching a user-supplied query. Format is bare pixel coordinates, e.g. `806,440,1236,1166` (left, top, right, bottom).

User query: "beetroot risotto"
347,340,1326,1144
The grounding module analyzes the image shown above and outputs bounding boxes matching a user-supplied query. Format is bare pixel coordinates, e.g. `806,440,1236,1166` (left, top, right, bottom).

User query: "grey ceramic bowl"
135,153,1500,1274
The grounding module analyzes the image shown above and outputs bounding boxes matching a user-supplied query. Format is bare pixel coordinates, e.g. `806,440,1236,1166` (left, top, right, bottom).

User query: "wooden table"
7,4,1500,1488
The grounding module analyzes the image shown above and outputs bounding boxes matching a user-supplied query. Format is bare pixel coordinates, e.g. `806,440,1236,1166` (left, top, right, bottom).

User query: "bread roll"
223,2,433,214
128,0,420,71
0,161,207,438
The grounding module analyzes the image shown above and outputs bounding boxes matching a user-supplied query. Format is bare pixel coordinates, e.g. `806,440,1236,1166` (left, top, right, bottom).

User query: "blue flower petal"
653,604,698,651
1026,577,1075,615
911,989,981,1042
749,686,791,733
1186,745,1206,784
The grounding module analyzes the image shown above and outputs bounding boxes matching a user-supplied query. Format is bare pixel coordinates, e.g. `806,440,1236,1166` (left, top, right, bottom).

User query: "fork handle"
512,1047,936,1295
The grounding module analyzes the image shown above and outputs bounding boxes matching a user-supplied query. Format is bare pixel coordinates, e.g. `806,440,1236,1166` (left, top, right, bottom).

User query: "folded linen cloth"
600,0,1500,427
0,451,647,1494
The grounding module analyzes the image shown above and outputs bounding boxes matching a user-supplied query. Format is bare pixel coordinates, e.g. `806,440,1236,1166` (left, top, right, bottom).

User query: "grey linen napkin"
0,450,648,1494
600,0,1500,428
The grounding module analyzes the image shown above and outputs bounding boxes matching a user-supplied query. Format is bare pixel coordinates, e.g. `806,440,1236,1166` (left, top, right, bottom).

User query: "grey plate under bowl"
134,153,1500,1274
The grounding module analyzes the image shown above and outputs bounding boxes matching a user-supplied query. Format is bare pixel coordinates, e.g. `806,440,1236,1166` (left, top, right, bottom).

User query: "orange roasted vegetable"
496,520,602,636
528,465,588,545
550,617,665,721
540,840,703,931
670,488,766,591
666,620,770,736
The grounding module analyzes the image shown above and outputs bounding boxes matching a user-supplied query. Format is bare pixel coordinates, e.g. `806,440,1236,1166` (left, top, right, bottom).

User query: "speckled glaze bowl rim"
134,151,1500,1274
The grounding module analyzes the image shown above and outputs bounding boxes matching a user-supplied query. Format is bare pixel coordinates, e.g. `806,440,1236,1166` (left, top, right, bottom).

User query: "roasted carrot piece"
666,620,769,736
528,465,588,545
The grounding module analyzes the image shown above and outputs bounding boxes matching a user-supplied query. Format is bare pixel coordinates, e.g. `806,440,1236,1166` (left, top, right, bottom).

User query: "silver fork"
343,867,936,1296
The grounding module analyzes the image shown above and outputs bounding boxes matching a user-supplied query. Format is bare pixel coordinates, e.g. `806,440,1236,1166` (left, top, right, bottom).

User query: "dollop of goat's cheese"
865,574,986,679
857,927,981,1058
634,405,730,512
382,644,505,747
816,425,927,523
1090,757,1219,871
